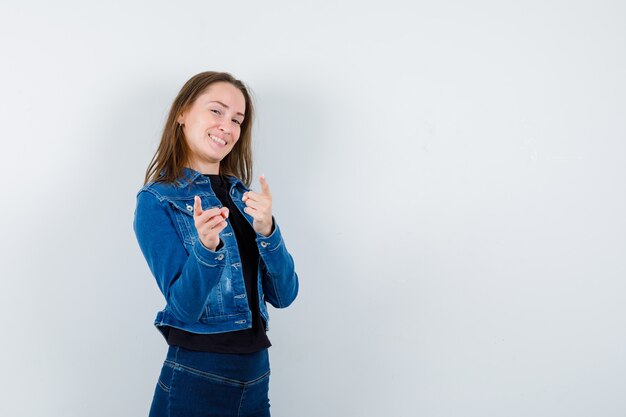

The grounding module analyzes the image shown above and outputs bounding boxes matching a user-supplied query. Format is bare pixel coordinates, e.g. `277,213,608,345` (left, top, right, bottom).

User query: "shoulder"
136,179,187,200
137,181,165,199
134,183,166,215
134,181,178,215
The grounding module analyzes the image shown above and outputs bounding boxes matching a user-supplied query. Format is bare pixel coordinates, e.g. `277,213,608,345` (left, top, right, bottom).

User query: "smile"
209,134,226,146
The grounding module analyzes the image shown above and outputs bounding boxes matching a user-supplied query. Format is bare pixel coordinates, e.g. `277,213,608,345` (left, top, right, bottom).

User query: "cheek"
193,113,216,128
231,129,242,143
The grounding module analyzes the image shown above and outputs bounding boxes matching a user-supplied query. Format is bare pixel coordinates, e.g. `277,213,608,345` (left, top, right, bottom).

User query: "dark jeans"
149,345,271,417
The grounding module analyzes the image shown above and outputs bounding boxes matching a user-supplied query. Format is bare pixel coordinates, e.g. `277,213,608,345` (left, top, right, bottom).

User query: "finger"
259,175,271,196
220,207,229,219
243,206,258,218
200,207,223,219
243,191,267,202
194,196,203,216
194,198,222,219
208,215,228,229
195,207,223,225
214,219,228,232
243,198,264,210
198,222,226,242
199,215,227,233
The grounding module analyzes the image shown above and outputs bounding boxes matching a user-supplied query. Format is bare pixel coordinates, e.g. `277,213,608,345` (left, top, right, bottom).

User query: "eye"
232,119,242,125
211,109,221,115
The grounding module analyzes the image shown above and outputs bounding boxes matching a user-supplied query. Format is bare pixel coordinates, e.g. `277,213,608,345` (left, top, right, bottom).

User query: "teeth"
209,134,226,145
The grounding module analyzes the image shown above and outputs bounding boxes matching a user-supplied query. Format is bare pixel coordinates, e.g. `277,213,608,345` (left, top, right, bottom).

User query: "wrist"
259,220,275,237
200,238,221,252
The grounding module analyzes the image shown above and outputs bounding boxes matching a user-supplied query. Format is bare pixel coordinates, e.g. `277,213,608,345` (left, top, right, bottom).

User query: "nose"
218,122,230,134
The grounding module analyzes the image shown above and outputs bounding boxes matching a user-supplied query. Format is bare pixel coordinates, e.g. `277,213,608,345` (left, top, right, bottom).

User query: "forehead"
196,81,246,113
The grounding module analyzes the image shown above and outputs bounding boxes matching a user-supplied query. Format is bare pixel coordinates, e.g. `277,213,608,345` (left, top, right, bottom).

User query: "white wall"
1,1,625,416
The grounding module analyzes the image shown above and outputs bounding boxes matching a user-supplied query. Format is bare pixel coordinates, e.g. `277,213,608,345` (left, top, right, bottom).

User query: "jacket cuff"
255,217,283,254
193,238,228,267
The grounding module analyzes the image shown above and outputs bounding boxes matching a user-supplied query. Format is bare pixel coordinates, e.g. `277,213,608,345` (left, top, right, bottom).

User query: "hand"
242,174,273,237
193,196,229,251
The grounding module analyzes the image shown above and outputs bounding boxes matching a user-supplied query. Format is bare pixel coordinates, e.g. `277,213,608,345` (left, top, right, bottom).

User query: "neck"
187,159,220,175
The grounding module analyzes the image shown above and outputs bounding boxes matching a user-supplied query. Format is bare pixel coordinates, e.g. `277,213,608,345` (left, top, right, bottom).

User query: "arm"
256,218,299,308
133,190,228,323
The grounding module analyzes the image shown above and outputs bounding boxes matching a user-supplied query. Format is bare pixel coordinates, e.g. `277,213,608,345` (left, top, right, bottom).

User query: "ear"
177,112,185,125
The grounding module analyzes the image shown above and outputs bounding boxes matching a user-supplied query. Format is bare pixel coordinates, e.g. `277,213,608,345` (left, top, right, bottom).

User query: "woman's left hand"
242,174,274,237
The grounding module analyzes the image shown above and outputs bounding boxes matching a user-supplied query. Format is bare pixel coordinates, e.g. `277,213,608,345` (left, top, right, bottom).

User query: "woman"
133,71,299,417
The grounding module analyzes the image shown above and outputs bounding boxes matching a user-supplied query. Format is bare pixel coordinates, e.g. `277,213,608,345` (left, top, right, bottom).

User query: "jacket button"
260,241,269,248
216,254,224,261
186,204,193,212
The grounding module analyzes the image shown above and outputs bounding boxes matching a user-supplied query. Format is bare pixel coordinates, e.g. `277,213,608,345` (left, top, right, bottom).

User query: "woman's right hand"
193,196,229,251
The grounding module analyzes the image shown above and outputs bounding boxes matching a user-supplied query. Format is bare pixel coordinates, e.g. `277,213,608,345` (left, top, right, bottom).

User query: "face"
177,81,246,174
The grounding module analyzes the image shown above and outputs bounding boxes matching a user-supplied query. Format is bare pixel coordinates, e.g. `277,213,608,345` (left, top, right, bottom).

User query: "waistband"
165,345,270,383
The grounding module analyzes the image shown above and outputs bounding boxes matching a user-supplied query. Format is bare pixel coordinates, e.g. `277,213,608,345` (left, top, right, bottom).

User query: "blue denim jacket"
133,167,299,338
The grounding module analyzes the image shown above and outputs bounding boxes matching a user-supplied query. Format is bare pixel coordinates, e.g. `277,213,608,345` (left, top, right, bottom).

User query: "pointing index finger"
194,196,202,216
259,174,271,196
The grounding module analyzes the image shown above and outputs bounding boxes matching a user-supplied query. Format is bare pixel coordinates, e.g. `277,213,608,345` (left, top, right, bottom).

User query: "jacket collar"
169,166,247,190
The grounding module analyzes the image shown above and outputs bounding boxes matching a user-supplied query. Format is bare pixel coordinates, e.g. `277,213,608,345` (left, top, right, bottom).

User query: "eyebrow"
208,101,245,118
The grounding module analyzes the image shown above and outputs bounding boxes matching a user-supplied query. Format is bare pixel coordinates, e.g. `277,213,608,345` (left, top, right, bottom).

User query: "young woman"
133,71,299,417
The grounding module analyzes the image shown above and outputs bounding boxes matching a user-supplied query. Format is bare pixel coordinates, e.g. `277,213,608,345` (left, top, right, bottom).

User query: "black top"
165,174,272,353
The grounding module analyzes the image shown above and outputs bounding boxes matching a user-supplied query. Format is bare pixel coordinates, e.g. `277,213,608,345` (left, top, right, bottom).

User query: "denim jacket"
133,167,299,338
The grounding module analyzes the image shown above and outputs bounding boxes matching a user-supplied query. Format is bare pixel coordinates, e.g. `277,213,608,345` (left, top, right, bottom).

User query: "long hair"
143,71,255,187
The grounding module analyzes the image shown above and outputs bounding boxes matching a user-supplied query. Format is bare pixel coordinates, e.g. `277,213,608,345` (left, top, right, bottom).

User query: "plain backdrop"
1,1,625,416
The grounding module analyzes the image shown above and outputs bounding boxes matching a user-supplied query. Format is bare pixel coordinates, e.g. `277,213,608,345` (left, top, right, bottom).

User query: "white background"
1,1,625,416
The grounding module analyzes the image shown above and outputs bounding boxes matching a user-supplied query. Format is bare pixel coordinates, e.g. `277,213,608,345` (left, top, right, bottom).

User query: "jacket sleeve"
133,189,228,323
255,217,299,308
